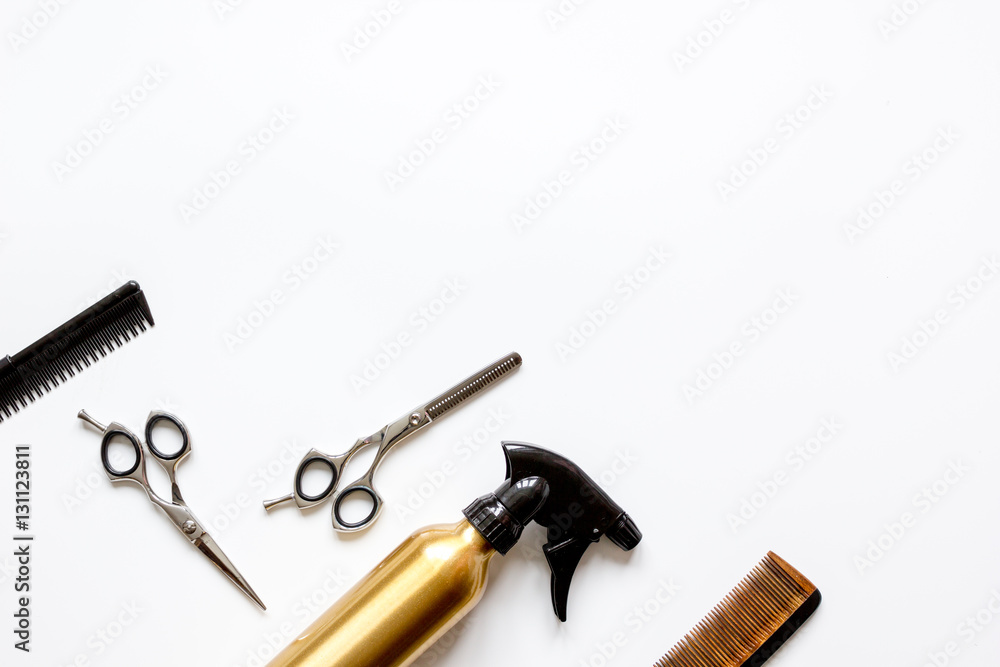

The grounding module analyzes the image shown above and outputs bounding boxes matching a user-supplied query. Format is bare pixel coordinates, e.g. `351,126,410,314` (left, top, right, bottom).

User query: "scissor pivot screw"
182,520,197,534
409,413,422,426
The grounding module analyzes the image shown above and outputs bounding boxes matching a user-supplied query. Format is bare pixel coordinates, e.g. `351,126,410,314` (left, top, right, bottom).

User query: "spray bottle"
266,441,642,667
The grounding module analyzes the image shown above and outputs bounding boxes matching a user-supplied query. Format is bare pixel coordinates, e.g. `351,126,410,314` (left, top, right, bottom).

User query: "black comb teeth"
0,281,154,423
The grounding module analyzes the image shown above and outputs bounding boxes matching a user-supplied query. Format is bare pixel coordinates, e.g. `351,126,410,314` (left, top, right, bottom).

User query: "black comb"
0,281,154,423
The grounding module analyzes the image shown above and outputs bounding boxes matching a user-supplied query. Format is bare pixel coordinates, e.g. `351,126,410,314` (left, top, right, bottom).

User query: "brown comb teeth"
655,552,821,667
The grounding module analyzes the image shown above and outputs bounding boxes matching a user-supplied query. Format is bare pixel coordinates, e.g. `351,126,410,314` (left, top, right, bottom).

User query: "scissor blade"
195,533,267,611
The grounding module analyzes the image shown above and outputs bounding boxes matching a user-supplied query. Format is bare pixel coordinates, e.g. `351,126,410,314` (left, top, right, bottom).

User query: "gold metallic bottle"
269,519,495,667
266,442,642,667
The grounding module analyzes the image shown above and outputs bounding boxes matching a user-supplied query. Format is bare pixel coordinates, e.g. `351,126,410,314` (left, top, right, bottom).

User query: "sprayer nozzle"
607,514,642,551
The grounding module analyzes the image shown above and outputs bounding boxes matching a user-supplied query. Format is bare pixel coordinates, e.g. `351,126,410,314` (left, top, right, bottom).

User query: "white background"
2,1,999,666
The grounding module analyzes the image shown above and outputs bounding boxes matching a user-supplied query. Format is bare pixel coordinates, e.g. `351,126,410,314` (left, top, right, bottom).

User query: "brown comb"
655,552,821,667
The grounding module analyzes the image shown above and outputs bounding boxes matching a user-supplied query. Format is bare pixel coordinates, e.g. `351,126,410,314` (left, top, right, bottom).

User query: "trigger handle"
542,536,591,622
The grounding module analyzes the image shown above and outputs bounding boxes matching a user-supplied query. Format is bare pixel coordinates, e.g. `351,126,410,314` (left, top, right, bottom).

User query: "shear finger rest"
333,487,381,531
295,456,339,503
101,428,143,478
144,412,190,461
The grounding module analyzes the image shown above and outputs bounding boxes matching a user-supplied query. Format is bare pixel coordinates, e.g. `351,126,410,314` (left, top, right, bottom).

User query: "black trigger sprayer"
465,441,643,620
266,442,642,667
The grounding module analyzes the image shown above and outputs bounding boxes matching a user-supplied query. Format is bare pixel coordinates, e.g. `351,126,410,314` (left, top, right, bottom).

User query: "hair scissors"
263,352,522,532
77,409,266,610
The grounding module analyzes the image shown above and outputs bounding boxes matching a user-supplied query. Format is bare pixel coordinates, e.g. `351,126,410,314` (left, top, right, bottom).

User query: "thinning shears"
263,352,522,532
78,409,266,610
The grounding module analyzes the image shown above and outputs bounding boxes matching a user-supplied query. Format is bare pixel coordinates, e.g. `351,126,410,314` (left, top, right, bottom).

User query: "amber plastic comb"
655,552,821,667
